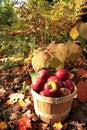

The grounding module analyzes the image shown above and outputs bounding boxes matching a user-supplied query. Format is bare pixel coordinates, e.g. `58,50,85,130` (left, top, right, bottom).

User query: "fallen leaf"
18,99,26,107
9,113,17,120
8,93,24,104
53,122,63,130
77,80,87,102
77,68,87,77
17,115,32,130
0,121,8,130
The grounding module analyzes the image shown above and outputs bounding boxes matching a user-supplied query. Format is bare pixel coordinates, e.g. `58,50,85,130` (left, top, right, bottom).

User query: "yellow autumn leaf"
70,26,79,40
76,22,87,40
53,122,63,129
18,99,26,107
24,54,33,63
0,121,8,130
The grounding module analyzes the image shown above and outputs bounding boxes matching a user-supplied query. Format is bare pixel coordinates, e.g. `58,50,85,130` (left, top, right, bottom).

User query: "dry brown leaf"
46,41,58,54
32,48,51,72
76,22,87,40
55,43,68,62
68,42,82,61
8,93,24,105
38,123,48,130
9,113,18,120
49,57,63,69
77,68,87,77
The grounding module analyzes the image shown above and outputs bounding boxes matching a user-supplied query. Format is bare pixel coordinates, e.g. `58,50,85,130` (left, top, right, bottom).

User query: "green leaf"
22,81,26,96
30,72,38,82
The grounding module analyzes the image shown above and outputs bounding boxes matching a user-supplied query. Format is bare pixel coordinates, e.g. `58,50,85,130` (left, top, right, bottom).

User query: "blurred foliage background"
0,0,86,71
0,0,82,57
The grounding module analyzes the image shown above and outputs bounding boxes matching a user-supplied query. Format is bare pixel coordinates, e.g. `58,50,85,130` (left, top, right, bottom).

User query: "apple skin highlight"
32,77,46,93
37,69,51,81
43,81,60,97
55,68,69,81
31,68,74,98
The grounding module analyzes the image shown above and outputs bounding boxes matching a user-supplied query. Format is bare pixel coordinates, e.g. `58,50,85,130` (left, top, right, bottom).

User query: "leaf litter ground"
0,57,87,130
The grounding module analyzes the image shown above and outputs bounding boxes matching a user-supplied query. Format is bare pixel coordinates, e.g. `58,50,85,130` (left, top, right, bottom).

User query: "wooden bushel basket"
31,86,77,124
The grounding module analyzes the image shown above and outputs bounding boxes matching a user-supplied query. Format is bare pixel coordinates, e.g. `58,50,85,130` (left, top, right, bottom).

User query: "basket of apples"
31,68,77,124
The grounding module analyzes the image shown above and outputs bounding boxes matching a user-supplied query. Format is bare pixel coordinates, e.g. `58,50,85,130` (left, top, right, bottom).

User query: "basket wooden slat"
31,86,77,124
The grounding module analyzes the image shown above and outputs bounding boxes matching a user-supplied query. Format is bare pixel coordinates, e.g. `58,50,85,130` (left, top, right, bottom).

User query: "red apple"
47,75,62,88
55,68,69,81
37,69,51,81
62,80,74,92
60,88,71,97
39,90,45,96
43,81,60,97
31,77,45,93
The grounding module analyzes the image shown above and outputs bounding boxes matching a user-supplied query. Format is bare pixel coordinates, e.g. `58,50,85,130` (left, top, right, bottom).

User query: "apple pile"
31,68,74,98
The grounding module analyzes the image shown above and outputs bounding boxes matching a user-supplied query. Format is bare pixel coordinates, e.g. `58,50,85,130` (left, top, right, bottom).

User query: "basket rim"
31,86,77,104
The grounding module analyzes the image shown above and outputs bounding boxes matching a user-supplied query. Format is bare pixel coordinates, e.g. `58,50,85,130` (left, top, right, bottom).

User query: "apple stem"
49,86,52,89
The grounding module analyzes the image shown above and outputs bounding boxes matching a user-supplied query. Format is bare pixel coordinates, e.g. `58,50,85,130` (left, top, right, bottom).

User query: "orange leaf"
0,121,8,130
18,116,32,130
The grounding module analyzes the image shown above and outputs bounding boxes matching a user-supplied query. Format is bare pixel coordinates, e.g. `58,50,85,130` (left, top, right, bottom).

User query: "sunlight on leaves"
56,43,68,62
32,48,50,72
70,26,79,40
